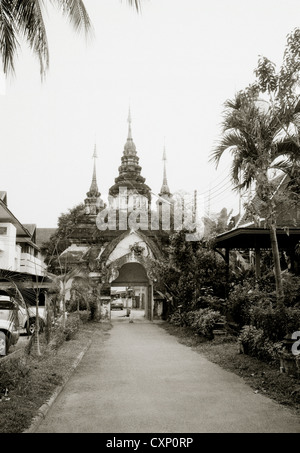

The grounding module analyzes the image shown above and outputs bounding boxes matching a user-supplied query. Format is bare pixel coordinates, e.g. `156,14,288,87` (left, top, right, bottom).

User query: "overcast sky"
1,0,300,228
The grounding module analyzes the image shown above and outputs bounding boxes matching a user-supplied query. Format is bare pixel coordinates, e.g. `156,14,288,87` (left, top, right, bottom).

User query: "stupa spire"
127,108,132,140
159,145,171,197
123,107,137,156
87,144,100,198
109,110,151,203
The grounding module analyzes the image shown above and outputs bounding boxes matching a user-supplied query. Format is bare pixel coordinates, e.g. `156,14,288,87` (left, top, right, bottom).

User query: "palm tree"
0,0,141,78
49,266,87,328
211,88,300,305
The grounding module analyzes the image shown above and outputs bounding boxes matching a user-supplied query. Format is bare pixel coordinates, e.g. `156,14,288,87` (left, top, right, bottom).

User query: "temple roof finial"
92,143,98,159
159,144,171,197
123,107,136,156
86,143,100,198
127,107,132,140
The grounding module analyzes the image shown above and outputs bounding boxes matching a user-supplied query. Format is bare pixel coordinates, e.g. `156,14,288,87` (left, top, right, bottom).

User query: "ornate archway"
107,256,154,320
110,262,153,320
96,230,159,321
111,262,149,286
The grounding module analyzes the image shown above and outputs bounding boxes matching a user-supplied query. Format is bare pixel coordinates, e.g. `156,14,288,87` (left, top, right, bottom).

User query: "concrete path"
35,313,300,433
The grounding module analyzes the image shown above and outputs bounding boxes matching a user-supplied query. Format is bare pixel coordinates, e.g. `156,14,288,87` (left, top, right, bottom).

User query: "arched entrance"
110,262,153,320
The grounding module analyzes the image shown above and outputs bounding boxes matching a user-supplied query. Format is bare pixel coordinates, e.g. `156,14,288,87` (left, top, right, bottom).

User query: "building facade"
0,191,47,278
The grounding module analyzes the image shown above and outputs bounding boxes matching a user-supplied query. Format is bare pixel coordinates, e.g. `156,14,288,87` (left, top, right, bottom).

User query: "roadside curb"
23,339,92,433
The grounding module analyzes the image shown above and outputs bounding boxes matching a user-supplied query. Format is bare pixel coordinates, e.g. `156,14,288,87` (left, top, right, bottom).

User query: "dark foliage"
40,203,86,274
152,230,228,316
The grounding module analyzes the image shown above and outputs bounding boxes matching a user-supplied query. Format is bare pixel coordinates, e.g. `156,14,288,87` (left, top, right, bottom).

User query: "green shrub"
238,325,264,355
189,308,225,338
168,309,188,327
0,358,30,391
225,285,252,327
238,325,283,364
78,310,90,323
282,273,300,307
67,298,88,312
250,306,300,342
169,307,224,339
225,275,300,363
225,281,274,327
49,313,82,348
193,287,226,314
63,314,81,341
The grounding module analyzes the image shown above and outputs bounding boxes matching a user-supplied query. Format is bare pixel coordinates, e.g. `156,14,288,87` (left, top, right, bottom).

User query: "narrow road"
35,313,300,433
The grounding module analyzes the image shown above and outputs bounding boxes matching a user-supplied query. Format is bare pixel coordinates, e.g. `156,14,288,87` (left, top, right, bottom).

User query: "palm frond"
223,93,243,111
240,164,257,190
0,269,35,306
51,0,93,36
0,0,19,74
231,154,244,184
289,111,300,128
271,158,292,172
14,0,49,78
210,130,248,165
124,0,141,12
275,138,300,158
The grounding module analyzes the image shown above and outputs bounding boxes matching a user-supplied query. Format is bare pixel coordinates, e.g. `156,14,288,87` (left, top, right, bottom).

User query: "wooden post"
269,222,284,306
225,247,230,298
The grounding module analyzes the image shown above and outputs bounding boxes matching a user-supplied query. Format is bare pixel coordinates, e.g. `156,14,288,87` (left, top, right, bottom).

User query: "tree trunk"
35,293,41,356
269,222,284,306
62,290,66,329
45,292,51,344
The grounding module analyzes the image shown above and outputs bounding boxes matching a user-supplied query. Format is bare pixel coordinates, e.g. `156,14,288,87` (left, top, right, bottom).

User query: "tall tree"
40,203,87,274
211,28,300,305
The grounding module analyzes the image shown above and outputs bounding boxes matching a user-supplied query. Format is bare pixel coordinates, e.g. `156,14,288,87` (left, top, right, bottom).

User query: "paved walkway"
35,313,300,433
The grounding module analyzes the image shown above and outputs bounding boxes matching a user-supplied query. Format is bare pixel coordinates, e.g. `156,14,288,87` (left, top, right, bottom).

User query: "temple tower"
109,109,151,213
84,145,103,215
157,146,174,231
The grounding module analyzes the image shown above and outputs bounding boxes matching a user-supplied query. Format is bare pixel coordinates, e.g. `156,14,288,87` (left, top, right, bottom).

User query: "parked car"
17,299,47,335
111,298,124,310
0,295,20,355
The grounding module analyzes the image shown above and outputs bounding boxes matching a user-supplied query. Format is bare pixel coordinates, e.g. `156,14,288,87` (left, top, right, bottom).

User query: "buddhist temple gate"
58,111,175,321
